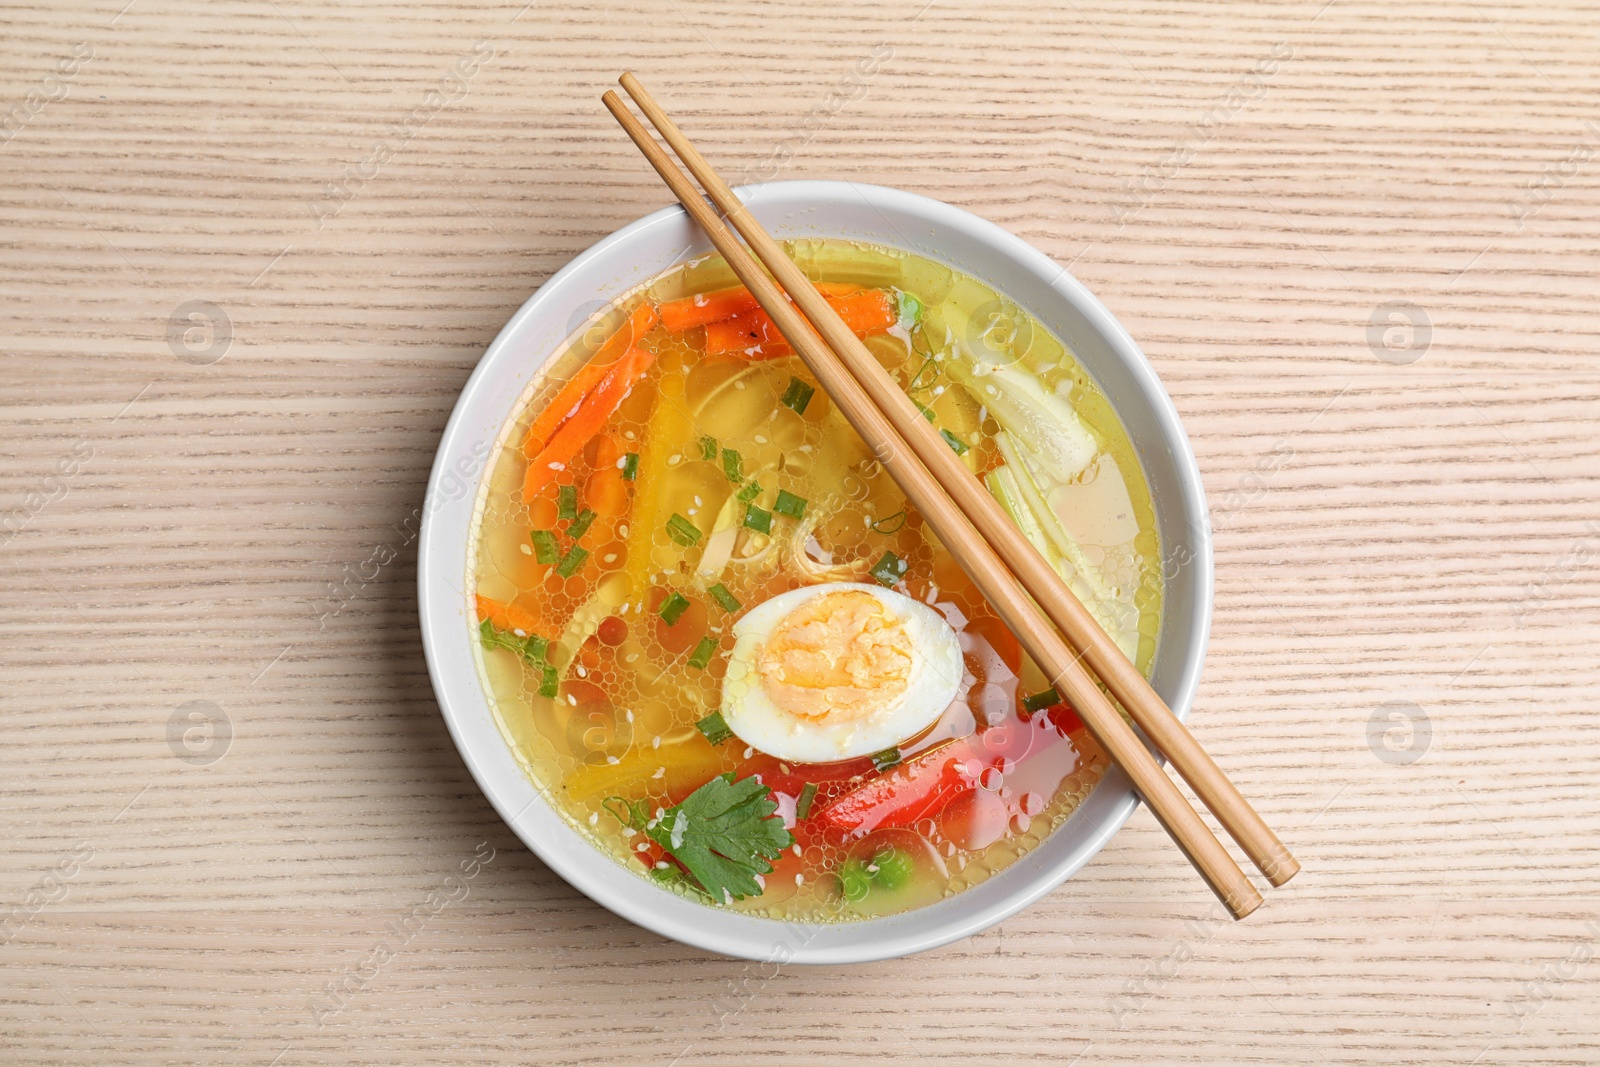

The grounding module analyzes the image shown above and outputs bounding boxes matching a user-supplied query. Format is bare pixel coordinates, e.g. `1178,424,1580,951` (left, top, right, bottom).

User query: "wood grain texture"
2,0,1597,1063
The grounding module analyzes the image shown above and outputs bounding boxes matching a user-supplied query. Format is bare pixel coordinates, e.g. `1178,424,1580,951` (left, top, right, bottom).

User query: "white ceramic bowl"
418,180,1212,964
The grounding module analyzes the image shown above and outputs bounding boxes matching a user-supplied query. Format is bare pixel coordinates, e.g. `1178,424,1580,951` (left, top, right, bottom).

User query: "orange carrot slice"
475,593,551,639
522,303,657,458
659,282,861,333
583,466,630,518
522,346,657,502
660,287,760,332
704,289,898,357
587,431,625,471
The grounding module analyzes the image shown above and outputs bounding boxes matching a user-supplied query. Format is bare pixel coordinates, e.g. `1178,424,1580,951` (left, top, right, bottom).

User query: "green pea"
839,860,871,902
868,847,914,891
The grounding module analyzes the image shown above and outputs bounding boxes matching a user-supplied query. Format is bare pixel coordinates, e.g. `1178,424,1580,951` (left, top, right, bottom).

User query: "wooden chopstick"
602,88,1264,919
617,72,1299,890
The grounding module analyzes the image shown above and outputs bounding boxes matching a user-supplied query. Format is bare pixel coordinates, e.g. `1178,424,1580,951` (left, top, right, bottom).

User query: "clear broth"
470,239,1162,921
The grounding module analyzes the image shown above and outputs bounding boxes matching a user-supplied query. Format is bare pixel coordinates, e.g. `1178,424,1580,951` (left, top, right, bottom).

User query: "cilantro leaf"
645,774,793,901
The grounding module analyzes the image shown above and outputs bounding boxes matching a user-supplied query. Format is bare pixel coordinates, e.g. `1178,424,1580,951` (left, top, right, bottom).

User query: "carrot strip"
659,282,861,333
588,432,625,470
659,287,759,332
704,289,897,357
522,303,658,458
583,466,630,518
475,594,551,639
522,346,657,502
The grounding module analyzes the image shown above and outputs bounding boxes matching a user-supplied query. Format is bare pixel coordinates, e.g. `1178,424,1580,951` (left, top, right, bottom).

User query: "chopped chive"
914,401,937,422
940,428,969,456
743,504,772,535
557,484,578,520
707,583,741,613
538,663,560,698
869,551,907,588
773,489,807,519
658,592,691,626
780,377,815,415
737,481,761,503
665,513,702,547
870,747,902,773
721,448,743,482
529,529,560,564
700,435,718,460
1023,687,1062,713
696,710,733,746
795,782,819,820
621,452,640,480
554,544,589,578
480,619,550,665
687,636,718,670
869,511,906,534
567,508,597,540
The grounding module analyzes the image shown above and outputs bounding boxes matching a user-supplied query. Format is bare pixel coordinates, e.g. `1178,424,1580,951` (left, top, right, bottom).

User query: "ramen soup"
470,239,1162,920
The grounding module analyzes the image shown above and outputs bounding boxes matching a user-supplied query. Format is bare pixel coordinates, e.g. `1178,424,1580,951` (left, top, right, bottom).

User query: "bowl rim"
418,179,1213,964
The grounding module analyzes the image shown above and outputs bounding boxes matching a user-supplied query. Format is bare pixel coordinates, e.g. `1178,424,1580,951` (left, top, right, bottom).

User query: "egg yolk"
755,590,914,722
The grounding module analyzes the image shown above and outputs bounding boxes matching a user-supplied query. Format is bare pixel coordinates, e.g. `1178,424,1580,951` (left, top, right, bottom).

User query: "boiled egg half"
720,581,963,764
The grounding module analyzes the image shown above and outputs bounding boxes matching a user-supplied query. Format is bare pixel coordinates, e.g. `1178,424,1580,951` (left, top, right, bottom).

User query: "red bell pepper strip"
817,714,1055,835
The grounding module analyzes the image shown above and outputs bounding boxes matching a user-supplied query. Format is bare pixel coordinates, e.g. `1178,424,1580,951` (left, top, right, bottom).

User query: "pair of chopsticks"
603,74,1298,918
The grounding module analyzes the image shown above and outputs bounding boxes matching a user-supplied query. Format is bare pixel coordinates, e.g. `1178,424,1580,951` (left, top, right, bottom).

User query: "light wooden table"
4,0,1598,1063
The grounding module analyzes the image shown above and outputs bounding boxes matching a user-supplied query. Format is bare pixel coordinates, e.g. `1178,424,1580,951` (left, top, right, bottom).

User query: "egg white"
719,581,964,764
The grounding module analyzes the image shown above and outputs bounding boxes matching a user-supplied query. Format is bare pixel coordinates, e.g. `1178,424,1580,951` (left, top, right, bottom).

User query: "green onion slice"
658,592,691,626
567,508,597,540
696,711,733,746
869,511,906,534
743,504,772,534
773,489,807,519
665,513,702,547
795,782,819,820
554,544,589,578
707,583,741,613
780,377,815,415
529,530,560,564
1023,687,1062,713
869,551,907,588
479,618,549,664
687,636,718,670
